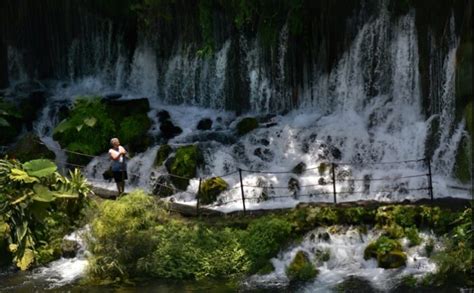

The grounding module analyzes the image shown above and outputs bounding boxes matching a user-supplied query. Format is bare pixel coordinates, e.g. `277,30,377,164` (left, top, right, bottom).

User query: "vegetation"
364,236,406,269
198,177,228,205
0,97,22,145
154,144,172,167
0,158,91,270
286,250,318,282
167,145,203,190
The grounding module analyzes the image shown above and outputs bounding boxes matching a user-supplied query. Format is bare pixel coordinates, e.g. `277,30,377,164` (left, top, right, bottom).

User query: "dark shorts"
113,171,128,183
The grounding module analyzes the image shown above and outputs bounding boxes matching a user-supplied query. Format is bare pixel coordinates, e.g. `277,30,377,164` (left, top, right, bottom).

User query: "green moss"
424,238,435,257
383,223,405,239
256,261,274,275
364,236,406,268
405,226,422,247
118,113,152,151
168,145,203,190
154,144,172,167
318,163,329,175
454,135,472,184
199,177,228,205
286,251,318,282
236,117,258,135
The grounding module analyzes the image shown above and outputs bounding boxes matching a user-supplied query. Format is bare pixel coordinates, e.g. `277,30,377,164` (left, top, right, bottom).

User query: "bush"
241,217,292,272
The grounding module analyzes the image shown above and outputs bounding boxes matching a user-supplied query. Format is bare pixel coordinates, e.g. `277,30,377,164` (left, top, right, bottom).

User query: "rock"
256,178,274,202
318,163,329,175
152,175,175,198
160,120,183,139
285,251,318,282
259,138,270,146
102,168,113,180
292,162,307,175
199,177,228,205
378,250,407,269
330,145,342,160
154,144,172,166
157,110,171,123
183,131,237,145
7,133,55,162
103,93,122,100
318,232,330,242
336,168,352,182
236,117,258,135
61,239,80,258
288,178,300,197
119,113,153,153
254,147,274,162
318,177,327,185
19,91,47,130
364,236,406,269
335,276,378,293
167,145,203,190
104,98,150,123
196,118,213,130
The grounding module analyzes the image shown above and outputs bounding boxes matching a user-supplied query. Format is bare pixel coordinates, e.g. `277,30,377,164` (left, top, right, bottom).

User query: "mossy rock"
61,239,80,258
196,118,213,130
118,113,152,153
318,163,329,175
382,223,405,239
405,226,422,247
292,162,307,175
7,133,55,162
378,250,407,269
286,251,318,282
0,97,22,145
167,145,203,190
152,175,176,198
154,144,172,167
104,98,150,123
364,236,406,269
257,261,275,275
236,117,258,135
199,177,228,205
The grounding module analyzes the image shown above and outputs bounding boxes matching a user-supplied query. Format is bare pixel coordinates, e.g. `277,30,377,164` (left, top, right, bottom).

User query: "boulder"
61,239,80,258
19,91,47,131
254,147,274,162
196,118,213,130
152,175,176,198
288,178,300,197
378,251,407,269
364,236,406,269
167,145,203,190
154,144,172,167
292,162,307,175
318,177,327,185
157,110,171,123
236,117,258,135
104,98,150,123
7,133,55,162
160,120,183,139
286,251,318,282
199,177,228,205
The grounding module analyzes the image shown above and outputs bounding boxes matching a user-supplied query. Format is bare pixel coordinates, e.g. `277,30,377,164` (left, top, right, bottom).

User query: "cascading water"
244,226,439,292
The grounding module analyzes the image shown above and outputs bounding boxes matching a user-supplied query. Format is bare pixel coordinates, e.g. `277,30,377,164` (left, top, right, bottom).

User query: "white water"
3,4,466,211
245,226,439,292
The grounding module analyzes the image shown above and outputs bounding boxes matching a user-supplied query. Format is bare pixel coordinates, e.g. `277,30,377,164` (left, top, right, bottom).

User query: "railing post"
331,163,337,204
196,178,202,216
426,158,434,202
239,168,246,215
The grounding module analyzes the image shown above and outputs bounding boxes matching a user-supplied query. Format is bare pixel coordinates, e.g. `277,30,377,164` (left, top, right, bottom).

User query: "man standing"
109,138,128,196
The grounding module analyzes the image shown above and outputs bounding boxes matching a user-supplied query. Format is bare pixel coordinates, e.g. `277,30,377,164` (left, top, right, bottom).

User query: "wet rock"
160,120,183,139
292,162,307,175
19,91,47,130
184,131,236,145
154,144,172,167
199,177,228,205
254,147,274,162
102,168,113,180
318,232,330,242
260,138,270,146
103,93,122,100
61,239,80,258
196,118,213,130
157,110,171,123
7,133,55,162
152,175,176,198
318,163,329,175
236,117,258,135
288,178,300,197
318,177,327,185
336,168,352,182
330,145,342,160
104,98,150,122
286,251,318,282
166,145,203,190
256,178,274,202
378,251,407,269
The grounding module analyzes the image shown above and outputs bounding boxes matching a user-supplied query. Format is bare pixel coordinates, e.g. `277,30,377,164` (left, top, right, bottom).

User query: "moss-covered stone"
7,133,55,162
318,162,329,175
154,144,172,167
257,261,275,275
167,145,203,190
286,251,318,282
104,98,150,124
364,236,406,269
236,117,258,135
292,162,306,175
382,223,405,239
118,113,152,153
152,175,176,198
199,177,228,205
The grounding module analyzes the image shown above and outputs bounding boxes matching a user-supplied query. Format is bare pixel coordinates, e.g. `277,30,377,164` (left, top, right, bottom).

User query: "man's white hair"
110,137,120,146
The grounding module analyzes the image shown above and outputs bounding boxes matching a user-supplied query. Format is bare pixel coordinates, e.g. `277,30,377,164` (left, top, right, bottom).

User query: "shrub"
286,251,318,282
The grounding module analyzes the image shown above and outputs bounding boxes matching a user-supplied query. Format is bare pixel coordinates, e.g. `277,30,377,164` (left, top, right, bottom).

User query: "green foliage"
364,236,406,269
199,177,228,205
236,117,258,135
198,0,214,57
168,145,203,190
0,97,22,145
382,223,405,239
341,207,374,225
154,144,172,166
405,226,422,247
241,217,292,272
0,158,91,270
286,251,318,282
424,238,435,257
118,114,152,147
53,97,115,161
